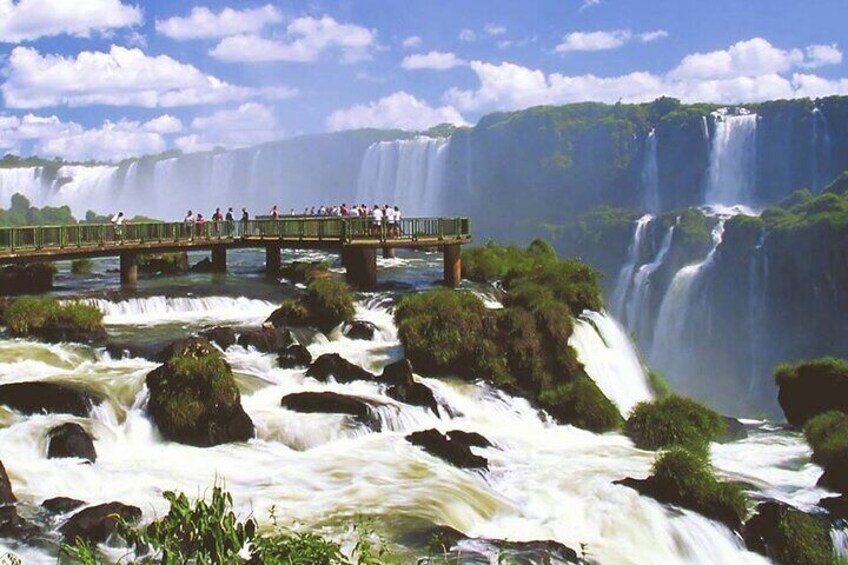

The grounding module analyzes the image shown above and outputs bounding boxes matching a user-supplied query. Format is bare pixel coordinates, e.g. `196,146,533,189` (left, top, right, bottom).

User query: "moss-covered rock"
3,296,106,344
70,258,93,274
265,278,355,334
146,338,254,447
539,375,623,433
0,263,55,295
615,448,748,531
625,395,726,455
775,357,848,426
138,252,189,274
743,501,836,565
0,381,103,416
804,410,848,493
279,260,330,283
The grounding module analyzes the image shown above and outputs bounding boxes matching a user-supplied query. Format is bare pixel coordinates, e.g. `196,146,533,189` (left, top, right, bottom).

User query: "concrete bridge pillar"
443,244,462,288
120,252,138,286
382,247,396,259
343,246,377,289
211,245,227,273
265,242,281,275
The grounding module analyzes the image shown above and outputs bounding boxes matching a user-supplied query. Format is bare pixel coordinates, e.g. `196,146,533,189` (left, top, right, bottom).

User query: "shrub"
305,278,356,333
4,296,103,336
647,370,672,400
626,395,725,455
70,258,92,274
540,375,623,433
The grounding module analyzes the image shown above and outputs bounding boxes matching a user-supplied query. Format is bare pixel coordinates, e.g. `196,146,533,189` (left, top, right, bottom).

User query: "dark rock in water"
138,252,189,274
277,344,312,369
42,497,86,514
201,326,237,350
379,359,439,415
817,466,848,494
447,430,493,449
718,416,748,443
104,342,150,360
819,493,848,519
237,327,294,353
47,423,97,463
343,320,378,341
147,338,254,447
0,460,15,504
0,505,39,540
281,391,380,430
743,501,835,564
190,257,214,273
157,336,215,362
0,263,54,296
60,502,142,543
406,429,488,470
776,359,848,426
0,382,102,417
32,319,108,346
306,353,376,384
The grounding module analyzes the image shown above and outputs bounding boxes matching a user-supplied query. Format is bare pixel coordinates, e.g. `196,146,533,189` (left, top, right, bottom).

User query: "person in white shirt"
371,204,383,236
110,212,125,238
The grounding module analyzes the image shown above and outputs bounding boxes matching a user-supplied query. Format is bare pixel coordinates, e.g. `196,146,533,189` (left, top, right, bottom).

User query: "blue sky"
0,0,846,160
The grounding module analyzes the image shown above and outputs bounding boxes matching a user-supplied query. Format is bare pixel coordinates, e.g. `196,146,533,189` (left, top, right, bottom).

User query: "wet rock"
447,430,493,449
0,263,54,296
47,423,97,463
60,502,142,544
380,359,439,415
42,497,86,514
0,382,102,417
306,353,376,384
157,336,214,362
138,252,189,274
0,505,38,540
0,461,15,504
200,326,237,350
743,501,835,564
237,327,294,353
343,320,378,341
277,344,312,369
406,429,488,470
147,338,254,447
281,391,380,430
190,257,214,273
718,416,748,443
104,341,156,360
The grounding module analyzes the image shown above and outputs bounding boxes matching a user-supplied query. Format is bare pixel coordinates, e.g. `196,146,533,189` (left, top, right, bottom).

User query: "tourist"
371,203,383,237
212,208,223,236
240,208,249,237
225,207,234,237
385,205,396,238
184,209,195,238
110,211,125,239
270,205,280,219
392,206,402,237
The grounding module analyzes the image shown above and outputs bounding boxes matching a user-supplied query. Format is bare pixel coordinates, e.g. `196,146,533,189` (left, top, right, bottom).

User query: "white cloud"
803,43,843,68
175,102,281,152
326,91,466,132
639,30,669,43
402,35,422,49
458,29,476,42
0,0,141,43
579,0,601,11
156,5,282,41
401,51,467,71
483,24,506,36
142,114,183,134
444,38,848,112
1,45,296,109
555,30,631,53
209,15,375,63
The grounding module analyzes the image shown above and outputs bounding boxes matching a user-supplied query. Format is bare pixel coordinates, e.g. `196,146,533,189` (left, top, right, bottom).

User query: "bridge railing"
0,217,471,254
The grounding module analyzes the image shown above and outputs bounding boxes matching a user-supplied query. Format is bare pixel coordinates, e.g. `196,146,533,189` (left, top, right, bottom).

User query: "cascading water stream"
704,111,758,206
641,130,660,212
622,224,675,340
812,107,834,192
611,214,652,317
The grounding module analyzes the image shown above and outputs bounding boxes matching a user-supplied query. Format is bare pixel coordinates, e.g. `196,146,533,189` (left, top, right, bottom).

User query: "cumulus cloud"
0,0,141,42
802,43,842,68
556,30,632,53
1,45,296,109
175,103,282,152
401,51,466,71
483,24,506,36
458,29,476,42
326,91,466,132
444,38,848,112
640,30,669,43
210,15,375,63
402,35,422,48
156,4,282,40
142,114,183,134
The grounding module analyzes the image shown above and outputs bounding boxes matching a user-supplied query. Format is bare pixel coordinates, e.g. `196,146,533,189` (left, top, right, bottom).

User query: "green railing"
0,217,471,254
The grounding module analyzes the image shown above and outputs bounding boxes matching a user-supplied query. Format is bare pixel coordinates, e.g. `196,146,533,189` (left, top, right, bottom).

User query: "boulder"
200,326,237,351
104,341,157,360
281,391,380,430
305,353,376,384
277,344,312,369
0,505,38,540
47,423,97,463
60,502,142,544
775,358,848,426
237,327,294,353
42,497,86,514
718,416,748,443
0,382,102,417
0,461,15,504
447,429,493,449
0,263,54,296
190,257,214,273
157,336,213,362
137,252,189,274
743,501,835,564
146,338,254,447
380,359,439,415
343,320,378,341
406,429,488,470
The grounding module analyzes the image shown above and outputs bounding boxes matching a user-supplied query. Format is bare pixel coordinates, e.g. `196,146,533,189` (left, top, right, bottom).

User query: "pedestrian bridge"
0,217,472,289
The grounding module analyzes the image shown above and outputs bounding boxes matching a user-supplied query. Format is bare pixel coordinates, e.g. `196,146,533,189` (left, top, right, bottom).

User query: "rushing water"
704,111,758,207
641,130,660,213
611,214,652,320
0,249,837,564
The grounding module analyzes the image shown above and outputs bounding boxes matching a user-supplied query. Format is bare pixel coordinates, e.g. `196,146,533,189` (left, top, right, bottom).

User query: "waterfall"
813,107,834,192
650,220,726,383
80,296,277,326
622,224,675,341
570,310,654,415
611,214,653,317
355,137,450,216
704,111,758,206
641,130,660,212
0,167,45,207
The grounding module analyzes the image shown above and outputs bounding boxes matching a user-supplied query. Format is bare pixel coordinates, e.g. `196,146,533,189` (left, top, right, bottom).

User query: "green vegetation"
70,259,93,274
398,241,620,432
273,277,356,334
758,172,848,232
4,296,103,336
281,261,331,283
804,410,848,492
137,253,188,274
625,395,726,455
774,357,848,426
744,502,837,565
647,370,672,400
0,193,75,227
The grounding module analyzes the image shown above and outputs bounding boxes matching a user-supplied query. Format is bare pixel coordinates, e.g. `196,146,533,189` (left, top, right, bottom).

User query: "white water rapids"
0,279,835,564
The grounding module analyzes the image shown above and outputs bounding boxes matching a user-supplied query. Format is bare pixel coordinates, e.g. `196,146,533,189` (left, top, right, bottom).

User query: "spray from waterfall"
704,111,758,206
